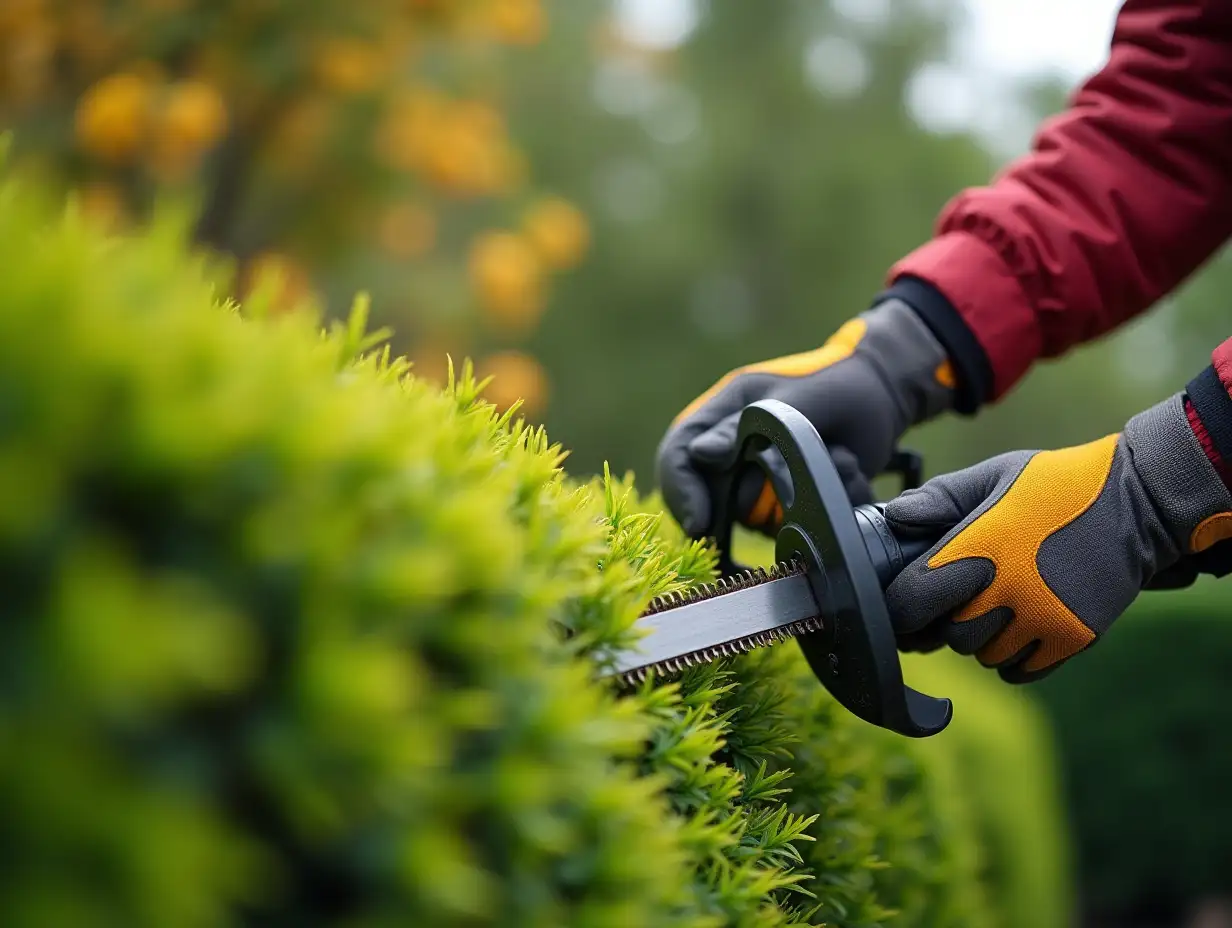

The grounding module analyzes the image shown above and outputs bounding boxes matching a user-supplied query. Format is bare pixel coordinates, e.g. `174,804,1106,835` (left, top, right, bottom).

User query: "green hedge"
1035,578,1232,921
0,158,1053,926
901,652,1074,928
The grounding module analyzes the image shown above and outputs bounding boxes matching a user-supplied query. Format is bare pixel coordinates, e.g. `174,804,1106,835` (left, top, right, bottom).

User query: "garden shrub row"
1036,578,1232,923
0,159,1070,926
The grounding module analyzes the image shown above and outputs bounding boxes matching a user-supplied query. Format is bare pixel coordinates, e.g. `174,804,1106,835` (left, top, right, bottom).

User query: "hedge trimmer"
606,399,952,738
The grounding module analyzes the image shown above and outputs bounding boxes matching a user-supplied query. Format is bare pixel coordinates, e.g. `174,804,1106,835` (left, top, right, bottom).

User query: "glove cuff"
857,298,957,429
1186,365,1232,489
1124,393,1232,554
873,276,992,416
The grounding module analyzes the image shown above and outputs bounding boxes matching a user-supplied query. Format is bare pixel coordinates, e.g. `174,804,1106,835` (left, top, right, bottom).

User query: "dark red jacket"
875,0,1232,484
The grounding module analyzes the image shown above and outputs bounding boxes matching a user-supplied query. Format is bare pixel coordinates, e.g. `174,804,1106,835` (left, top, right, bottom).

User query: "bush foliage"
902,652,1074,928
0,162,1066,926
1036,579,1232,922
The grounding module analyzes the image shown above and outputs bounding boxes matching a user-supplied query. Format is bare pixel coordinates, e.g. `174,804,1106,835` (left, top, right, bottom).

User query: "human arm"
658,0,1232,538
883,0,1232,409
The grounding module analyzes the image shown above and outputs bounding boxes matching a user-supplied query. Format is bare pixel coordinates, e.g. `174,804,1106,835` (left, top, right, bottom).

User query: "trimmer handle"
704,399,952,739
854,503,936,589
853,449,937,588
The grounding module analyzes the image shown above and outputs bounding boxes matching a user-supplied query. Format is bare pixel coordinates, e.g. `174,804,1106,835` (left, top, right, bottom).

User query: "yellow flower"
146,81,228,182
378,203,436,260
145,82,230,183
488,0,546,44
439,104,521,195
522,197,589,269
468,231,545,334
75,72,153,163
478,351,549,416
374,86,445,173
158,80,228,152
375,91,523,196
314,40,388,95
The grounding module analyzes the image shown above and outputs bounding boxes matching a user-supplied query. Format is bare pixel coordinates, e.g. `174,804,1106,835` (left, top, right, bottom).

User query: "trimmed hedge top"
1037,580,1232,921
0,160,1067,927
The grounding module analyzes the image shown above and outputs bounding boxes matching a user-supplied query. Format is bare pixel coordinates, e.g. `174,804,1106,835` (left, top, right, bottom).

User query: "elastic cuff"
1185,396,1232,491
1185,365,1232,466
888,232,1042,401
873,276,990,416
1125,393,1232,552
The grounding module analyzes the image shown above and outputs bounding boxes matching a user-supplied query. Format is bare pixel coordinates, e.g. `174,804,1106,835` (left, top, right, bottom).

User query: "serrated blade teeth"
639,559,805,618
619,667,648,687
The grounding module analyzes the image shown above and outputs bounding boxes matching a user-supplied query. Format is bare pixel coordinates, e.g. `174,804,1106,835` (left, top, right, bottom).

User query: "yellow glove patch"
673,318,867,426
926,433,1119,673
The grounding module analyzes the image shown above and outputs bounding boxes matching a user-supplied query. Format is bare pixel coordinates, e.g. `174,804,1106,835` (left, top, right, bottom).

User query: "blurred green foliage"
903,652,1075,928
515,0,994,477
1035,579,1232,924
0,156,1059,926
0,0,585,418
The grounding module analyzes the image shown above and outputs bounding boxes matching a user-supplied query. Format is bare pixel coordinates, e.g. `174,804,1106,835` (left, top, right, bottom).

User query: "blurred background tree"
516,0,997,477
510,0,1232,484
0,0,586,419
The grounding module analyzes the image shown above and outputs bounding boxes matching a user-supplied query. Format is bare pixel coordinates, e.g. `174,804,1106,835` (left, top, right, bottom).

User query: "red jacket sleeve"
889,0,1232,400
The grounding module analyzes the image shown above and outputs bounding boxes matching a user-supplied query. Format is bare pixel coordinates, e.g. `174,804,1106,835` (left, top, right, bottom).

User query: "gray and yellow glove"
657,299,956,537
885,393,1232,683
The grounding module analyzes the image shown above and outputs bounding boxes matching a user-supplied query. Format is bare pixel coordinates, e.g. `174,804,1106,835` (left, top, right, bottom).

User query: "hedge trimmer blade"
611,560,824,685
604,399,952,738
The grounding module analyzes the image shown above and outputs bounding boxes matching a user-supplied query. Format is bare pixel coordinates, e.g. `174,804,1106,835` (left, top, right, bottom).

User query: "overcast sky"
918,0,1121,149
961,0,1119,81
613,0,1124,152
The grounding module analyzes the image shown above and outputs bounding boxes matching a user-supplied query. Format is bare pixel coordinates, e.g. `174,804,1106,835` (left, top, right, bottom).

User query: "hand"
883,393,1232,683
656,298,956,537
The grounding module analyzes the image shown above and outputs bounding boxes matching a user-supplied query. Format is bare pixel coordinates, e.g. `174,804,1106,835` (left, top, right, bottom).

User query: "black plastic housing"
705,399,952,738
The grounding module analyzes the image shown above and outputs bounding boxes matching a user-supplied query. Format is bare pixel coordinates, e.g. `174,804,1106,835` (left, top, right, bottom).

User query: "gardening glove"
657,298,956,537
884,393,1232,683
